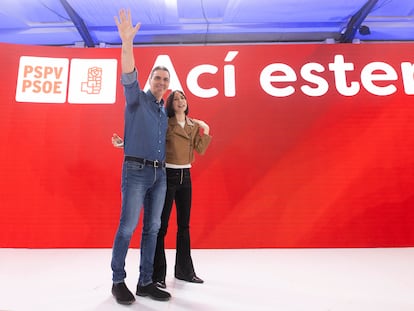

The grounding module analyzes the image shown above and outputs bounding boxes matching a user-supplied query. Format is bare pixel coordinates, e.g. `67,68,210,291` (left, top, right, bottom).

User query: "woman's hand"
112,133,124,148
192,118,210,135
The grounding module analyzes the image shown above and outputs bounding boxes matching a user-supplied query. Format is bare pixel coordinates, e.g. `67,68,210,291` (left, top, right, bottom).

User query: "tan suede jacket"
165,117,212,165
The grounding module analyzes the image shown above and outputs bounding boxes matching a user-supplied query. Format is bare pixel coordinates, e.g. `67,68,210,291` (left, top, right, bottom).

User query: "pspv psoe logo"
15,56,118,104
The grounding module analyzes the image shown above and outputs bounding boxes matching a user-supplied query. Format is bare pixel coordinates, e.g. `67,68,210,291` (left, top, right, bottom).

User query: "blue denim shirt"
121,69,167,161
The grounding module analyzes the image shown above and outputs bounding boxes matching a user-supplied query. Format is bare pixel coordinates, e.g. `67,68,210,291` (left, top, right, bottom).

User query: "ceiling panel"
0,0,413,46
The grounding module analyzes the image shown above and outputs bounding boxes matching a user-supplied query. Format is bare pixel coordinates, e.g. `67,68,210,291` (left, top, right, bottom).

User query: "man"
110,8,171,305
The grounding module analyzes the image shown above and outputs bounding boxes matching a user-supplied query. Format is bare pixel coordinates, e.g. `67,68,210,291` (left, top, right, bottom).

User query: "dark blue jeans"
111,160,167,286
153,168,195,282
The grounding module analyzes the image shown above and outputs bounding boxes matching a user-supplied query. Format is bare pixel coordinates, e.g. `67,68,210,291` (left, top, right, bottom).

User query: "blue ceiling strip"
59,0,96,47
339,0,379,43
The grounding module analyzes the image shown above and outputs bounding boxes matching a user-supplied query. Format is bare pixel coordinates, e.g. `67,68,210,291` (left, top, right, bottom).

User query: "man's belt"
124,156,166,168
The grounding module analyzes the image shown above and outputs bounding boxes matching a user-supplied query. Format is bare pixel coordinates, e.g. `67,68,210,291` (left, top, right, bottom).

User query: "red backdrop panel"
0,42,413,248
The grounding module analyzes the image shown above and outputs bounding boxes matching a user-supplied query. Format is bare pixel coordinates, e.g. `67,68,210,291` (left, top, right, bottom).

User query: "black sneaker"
112,282,135,305
136,282,171,301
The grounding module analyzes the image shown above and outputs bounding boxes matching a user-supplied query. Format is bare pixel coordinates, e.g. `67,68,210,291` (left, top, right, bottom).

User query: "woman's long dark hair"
165,90,189,118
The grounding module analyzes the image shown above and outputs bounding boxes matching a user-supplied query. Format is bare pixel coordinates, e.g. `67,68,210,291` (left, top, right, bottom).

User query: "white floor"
0,248,413,311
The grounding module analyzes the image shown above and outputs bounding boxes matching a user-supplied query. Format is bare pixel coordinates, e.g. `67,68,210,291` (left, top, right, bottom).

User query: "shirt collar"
146,90,164,106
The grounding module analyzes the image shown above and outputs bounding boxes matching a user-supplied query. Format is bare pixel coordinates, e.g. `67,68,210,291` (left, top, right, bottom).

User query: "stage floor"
1,248,413,311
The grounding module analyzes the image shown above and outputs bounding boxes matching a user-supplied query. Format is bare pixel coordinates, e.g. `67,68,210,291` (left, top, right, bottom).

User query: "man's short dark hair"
150,66,170,78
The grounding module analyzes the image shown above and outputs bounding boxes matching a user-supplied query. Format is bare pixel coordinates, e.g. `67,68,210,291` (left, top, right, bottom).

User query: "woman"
112,90,211,288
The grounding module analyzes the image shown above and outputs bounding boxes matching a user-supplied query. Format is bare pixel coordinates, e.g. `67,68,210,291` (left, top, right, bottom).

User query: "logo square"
68,58,118,104
15,56,69,103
